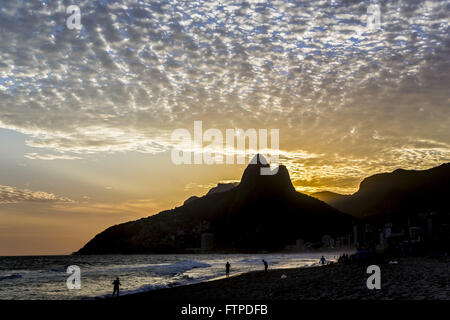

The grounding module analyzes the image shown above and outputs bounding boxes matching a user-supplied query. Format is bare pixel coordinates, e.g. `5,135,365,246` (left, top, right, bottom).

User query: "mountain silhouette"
76,154,355,254
312,163,450,226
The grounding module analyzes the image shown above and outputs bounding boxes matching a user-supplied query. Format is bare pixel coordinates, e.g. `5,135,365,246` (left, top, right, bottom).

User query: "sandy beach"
123,257,449,300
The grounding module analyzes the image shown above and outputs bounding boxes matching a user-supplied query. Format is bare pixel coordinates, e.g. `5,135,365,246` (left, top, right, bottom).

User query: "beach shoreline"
120,257,449,300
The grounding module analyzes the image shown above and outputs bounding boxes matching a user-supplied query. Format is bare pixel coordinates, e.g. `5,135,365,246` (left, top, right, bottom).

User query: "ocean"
0,252,346,300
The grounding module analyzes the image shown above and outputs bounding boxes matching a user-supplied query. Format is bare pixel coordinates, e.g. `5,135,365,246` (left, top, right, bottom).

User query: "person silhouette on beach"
225,261,230,278
112,277,121,297
320,256,326,265
262,259,268,272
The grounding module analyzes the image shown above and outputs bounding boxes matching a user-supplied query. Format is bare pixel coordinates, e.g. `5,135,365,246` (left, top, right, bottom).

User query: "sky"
0,0,449,255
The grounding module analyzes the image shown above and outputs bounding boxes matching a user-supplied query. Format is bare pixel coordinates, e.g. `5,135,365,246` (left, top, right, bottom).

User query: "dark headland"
76,154,356,254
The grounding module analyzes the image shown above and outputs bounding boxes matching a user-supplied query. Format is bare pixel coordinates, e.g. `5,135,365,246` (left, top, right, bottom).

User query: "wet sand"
124,257,449,300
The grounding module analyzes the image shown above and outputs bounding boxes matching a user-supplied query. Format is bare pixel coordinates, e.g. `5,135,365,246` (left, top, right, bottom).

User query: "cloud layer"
0,185,73,204
0,0,449,192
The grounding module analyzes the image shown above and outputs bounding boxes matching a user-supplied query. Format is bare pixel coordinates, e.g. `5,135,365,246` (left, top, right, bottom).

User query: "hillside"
312,163,450,226
310,191,350,206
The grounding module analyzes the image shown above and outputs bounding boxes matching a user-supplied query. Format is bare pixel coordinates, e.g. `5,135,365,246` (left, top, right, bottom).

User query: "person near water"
225,261,230,278
262,259,268,272
320,256,326,265
112,277,121,297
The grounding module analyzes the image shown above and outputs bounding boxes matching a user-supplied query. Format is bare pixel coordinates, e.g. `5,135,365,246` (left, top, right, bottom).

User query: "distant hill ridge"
312,163,450,224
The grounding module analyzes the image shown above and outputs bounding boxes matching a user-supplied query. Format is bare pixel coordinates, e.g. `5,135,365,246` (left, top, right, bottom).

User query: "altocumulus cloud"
0,185,73,204
0,0,449,191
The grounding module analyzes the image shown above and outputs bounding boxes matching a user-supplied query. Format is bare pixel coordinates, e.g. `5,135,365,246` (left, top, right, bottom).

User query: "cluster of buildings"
305,212,448,253
282,212,449,253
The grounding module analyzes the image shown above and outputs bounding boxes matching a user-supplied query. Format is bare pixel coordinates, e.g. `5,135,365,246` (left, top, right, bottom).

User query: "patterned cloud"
0,185,73,204
0,0,449,192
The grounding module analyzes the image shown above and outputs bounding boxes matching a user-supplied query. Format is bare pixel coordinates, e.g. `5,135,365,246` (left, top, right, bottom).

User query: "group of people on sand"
226,256,331,278
338,253,350,264
338,249,384,265
225,259,268,278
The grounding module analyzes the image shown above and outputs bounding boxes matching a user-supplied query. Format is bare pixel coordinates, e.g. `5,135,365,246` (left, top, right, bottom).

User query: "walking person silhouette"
262,259,268,272
112,277,121,297
225,261,230,278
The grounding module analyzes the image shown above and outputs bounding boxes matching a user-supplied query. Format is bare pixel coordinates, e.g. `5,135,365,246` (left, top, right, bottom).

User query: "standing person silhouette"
320,256,326,265
262,259,268,272
225,261,230,278
112,277,121,297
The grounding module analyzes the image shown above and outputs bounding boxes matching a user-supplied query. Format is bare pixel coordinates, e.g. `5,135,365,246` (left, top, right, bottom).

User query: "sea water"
0,252,346,299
